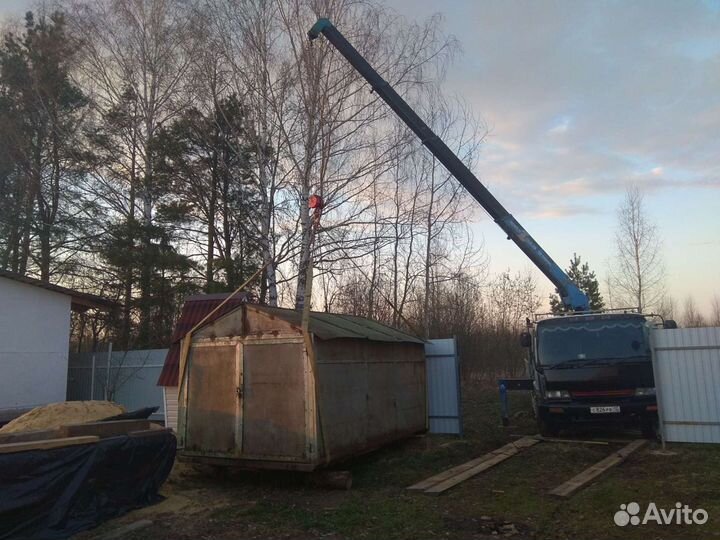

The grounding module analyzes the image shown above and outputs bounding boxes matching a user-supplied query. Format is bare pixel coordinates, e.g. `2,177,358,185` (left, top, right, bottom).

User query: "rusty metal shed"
178,304,426,471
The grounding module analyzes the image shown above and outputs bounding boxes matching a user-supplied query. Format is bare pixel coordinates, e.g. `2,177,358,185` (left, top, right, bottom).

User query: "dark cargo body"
178,305,427,470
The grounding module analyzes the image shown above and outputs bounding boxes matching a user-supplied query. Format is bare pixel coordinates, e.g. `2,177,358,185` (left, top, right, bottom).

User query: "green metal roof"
249,305,425,344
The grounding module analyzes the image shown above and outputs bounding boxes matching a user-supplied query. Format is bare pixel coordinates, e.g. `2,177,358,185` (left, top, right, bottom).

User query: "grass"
113,387,720,540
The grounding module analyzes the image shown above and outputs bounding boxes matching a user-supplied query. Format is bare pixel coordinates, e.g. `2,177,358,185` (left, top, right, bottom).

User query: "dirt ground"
78,389,720,540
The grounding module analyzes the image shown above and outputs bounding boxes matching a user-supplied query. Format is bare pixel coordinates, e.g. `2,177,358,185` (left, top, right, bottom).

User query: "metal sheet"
652,327,720,443
425,338,462,435
159,301,423,387
315,340,426,460
186,344,239,454
242,342,307,459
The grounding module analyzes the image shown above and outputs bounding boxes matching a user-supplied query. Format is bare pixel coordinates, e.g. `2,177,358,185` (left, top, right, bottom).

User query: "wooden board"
0,428,65,445
62,419,151,439
407,453,497,491
0,436,99,454
408,437,539,494
535,436,610,446
129,427,173,438
549,439,647,498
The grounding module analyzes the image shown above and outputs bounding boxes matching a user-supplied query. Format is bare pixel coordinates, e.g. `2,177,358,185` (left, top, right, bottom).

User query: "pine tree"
549,253,605,313
0,11,88,280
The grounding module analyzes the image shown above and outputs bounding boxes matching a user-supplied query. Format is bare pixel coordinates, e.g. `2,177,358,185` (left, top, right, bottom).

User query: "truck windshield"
538,319,649,366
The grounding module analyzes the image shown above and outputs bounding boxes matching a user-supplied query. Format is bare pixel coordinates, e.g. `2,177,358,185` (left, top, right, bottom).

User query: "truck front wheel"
640,416,658,439
538,415,560,437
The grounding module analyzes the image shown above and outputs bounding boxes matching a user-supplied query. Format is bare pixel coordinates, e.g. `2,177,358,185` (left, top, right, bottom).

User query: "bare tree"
609,186,665,312
656,294,677,322
711,295,720,327
681,296,706,328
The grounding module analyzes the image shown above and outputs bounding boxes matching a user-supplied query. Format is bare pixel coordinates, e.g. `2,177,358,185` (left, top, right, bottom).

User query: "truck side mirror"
663,319,678,329
519,332,531,348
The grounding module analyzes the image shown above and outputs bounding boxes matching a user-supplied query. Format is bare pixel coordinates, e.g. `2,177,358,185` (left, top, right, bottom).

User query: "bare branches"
609,186,665,312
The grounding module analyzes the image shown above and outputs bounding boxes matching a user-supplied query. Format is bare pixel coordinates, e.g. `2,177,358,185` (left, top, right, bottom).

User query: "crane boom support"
309,19,589,311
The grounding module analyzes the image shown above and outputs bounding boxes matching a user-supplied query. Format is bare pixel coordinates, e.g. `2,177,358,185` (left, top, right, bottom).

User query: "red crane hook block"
308,194,324,209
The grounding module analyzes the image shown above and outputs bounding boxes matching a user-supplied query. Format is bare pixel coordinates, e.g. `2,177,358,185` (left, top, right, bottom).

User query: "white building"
0,270,115,420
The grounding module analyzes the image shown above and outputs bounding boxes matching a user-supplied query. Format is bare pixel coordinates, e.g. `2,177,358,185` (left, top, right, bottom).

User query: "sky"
2,0,719,315
388,0,720,314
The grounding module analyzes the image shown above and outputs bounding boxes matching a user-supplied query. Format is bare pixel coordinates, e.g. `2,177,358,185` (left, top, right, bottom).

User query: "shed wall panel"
316,340,425,460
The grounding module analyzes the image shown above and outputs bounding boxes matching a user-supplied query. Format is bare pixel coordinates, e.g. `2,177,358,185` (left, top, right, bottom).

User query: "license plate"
590,406,621,414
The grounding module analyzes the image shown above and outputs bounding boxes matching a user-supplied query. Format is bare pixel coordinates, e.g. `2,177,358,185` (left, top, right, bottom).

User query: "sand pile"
0,401,126,433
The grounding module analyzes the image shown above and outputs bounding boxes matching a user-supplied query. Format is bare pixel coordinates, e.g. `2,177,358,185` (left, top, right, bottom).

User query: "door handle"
236,386,242,398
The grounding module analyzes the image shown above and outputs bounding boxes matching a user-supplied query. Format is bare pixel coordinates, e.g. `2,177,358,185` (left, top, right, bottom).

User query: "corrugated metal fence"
67,348,168,422
425,338,463,435
652,327,720,443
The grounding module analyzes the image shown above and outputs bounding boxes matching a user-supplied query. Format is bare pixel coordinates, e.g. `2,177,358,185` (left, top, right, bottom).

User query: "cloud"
547,116,572,135
389,0,720,220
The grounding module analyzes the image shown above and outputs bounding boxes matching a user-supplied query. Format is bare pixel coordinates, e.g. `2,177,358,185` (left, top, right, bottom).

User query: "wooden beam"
407,453,496,491
535,436,610,446
0,428,65,445
62,419,150,439
128,427,172,438
549,439,647,498
408,437,540,494
0,436,99,454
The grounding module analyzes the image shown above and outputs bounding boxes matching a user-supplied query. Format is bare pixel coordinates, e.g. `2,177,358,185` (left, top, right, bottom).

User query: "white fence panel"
67,348,168,422
653,327,720,443
425,338,462,435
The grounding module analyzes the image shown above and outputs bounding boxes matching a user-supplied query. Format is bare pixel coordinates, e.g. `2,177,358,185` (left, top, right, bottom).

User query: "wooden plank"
407,439,526,490
536,436,610,446
409,437,539,493
0,436,99,454
94,520,153,540
407,453,496,491
0,428,65,445
426,445,529,495
549,439,647,498
128,427,173,438
62,419,150,439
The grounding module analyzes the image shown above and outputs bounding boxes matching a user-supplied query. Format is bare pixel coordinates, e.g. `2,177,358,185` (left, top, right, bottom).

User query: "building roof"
156,293,251,386
249,305,424,344
0,270,118,312
157,298,423,387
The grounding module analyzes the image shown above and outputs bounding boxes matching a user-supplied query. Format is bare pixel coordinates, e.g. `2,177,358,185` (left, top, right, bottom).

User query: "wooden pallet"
549,439,647,498
408,436,540,495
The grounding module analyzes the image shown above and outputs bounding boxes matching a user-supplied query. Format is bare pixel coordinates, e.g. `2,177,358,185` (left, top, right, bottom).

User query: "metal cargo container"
177,304,426,470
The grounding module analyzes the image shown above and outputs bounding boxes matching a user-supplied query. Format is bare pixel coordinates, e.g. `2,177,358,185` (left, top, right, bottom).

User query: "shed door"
242,342,307,459
186,343,240,454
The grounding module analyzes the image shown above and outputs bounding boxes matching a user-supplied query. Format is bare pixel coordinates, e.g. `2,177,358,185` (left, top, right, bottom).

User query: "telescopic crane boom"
308,18,589,311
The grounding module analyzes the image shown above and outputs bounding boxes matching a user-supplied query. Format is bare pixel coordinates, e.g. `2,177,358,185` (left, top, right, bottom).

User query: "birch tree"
609,186,665,312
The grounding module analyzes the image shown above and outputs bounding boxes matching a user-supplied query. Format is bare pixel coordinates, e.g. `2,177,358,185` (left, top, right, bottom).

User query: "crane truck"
308,18,676,438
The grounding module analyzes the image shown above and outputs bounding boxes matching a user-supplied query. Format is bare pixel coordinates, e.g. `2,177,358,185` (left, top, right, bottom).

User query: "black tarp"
0,431,176,540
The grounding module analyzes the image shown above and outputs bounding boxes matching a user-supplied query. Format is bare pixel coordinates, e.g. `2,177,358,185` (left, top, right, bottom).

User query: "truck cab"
523,312,659,437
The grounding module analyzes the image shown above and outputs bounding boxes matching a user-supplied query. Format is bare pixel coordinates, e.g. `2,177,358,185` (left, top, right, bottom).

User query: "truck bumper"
538,399,657,425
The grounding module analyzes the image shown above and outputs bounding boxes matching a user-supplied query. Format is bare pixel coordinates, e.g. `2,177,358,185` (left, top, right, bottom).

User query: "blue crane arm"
308,19,589,311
